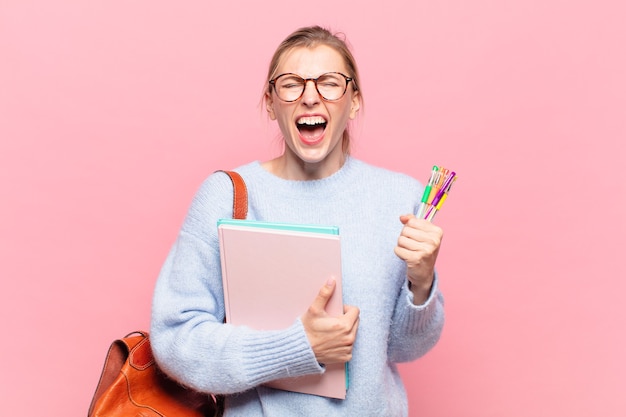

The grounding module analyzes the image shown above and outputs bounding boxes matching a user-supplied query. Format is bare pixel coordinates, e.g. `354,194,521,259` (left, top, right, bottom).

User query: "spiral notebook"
217,218,347,399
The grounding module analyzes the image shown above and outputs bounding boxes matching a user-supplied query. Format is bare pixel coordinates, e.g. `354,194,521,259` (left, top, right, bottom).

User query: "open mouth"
296,116,327,142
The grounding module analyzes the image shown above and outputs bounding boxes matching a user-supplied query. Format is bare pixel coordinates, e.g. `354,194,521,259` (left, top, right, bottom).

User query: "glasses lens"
274,75,305,102
316,73,347,101
272,73,349,102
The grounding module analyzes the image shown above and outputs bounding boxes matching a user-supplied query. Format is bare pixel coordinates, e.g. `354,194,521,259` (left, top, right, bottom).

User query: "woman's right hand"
301,278,360,365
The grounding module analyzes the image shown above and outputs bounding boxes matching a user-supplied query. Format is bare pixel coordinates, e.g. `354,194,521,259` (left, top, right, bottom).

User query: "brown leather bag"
87,331,223,417
88,171,247,417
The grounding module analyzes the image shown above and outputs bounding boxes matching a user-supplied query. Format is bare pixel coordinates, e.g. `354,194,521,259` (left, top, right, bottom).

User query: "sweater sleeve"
387,271,445,363
150,174,323,394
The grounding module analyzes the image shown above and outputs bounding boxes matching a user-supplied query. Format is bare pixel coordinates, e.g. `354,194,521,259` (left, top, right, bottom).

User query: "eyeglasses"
269,72,355,102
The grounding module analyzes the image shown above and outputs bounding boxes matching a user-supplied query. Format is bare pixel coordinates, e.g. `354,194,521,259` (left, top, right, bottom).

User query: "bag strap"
218,170,248,220
89,172,245,417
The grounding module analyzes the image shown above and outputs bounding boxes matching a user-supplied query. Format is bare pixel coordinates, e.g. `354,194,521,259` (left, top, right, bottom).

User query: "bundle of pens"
416,166,457,221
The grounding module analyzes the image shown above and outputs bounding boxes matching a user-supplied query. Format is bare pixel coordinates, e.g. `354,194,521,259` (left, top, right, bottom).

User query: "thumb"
310,278,336,313
399,213,416,225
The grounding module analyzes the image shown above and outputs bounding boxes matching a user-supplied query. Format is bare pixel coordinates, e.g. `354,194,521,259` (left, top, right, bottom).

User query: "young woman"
151,25,445,416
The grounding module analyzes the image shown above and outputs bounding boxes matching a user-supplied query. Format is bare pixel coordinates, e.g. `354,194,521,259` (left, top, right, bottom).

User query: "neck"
261,153,346,180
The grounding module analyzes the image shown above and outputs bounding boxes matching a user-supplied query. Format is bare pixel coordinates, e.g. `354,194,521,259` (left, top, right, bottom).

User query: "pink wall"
1,1,625,416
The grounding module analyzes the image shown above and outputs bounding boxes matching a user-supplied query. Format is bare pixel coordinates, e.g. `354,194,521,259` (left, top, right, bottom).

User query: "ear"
349,90,361,120
265,91,276,120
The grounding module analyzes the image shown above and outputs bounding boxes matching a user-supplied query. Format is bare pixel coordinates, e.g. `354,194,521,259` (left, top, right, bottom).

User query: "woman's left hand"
394,214,443,305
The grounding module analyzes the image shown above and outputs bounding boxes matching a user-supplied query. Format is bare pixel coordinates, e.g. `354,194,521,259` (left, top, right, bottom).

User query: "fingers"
308,278,336,315
313,306,360,364
343,304,360,323
396,231,441,255
397,216,442,248
342,305,361,345
400,214,442,233
343,305,360,346
395,214,442,286
302,286,360,365
399,213,414,225
395,231,441,262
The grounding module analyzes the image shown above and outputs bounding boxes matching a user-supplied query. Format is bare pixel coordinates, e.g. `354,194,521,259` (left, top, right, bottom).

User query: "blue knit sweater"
150,157,445,416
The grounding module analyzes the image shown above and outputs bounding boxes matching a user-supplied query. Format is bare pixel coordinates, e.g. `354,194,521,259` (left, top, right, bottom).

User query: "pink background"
1,1,625,416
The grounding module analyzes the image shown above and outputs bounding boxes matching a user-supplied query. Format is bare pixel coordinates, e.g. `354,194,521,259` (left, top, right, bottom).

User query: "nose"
301,79,321,105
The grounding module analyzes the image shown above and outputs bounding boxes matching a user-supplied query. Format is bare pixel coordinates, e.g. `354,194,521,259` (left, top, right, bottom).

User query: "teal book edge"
217,218,349,392
217,218,339,236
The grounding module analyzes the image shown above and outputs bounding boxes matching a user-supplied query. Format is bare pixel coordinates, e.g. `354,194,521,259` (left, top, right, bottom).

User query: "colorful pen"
416,166,438,219
425,171,456,220
416,165,458,221
426,174,457,221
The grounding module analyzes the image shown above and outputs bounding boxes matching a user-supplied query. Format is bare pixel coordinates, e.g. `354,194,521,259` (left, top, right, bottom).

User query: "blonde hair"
264,26,362,154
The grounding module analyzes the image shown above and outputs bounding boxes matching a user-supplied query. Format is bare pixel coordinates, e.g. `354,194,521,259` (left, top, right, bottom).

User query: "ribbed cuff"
400,274,443,334
240,319,323,386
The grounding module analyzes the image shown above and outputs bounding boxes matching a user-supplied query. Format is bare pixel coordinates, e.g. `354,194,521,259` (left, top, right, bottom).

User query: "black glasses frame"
269,72,355,102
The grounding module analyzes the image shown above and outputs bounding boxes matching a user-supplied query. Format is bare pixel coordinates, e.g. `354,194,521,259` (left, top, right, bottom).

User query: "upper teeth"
297,116,326,125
